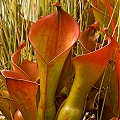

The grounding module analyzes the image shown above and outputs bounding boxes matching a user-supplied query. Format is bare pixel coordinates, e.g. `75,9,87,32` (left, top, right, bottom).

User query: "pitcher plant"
0,1,120,120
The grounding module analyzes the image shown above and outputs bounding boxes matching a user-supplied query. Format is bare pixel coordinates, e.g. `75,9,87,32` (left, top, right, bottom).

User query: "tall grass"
0,1,86,118
0,0,89,70
0,1,90,118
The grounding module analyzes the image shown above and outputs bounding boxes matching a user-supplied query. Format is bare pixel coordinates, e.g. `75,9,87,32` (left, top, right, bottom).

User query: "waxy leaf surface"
11,42,39,81
0,90,17,120
29,3,80,120
29,4,79,63
36,49,70,119
72,28,118,97
80,21,100,53
57,27,118,120
101,29,120,116
20,59,39,82
1,42,40,120
56,52,72,95
6,79,38,120
1,71,39,120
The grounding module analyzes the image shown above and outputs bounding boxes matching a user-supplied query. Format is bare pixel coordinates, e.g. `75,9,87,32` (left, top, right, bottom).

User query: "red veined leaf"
1,71,39,120
0,90,17,120
36,49,70,120
93,40,119,116
29,2,80,120
11,42,25,67
29,2,79,63
80,21,101,53
56,52,72,95
11,42,39,81
11,42,28,79
1,70,28,81
57,28,118,120
20,59,39,82
101,29,120,116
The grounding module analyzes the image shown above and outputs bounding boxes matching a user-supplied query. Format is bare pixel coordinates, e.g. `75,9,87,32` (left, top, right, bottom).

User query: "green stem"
57,70,88,120
37,50,70,120
37,61,57,120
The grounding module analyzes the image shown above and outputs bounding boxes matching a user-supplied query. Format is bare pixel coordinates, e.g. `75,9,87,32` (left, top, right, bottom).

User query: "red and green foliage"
0,1,120,120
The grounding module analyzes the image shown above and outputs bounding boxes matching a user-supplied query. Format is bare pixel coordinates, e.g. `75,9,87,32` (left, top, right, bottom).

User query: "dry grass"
0,0,88,71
